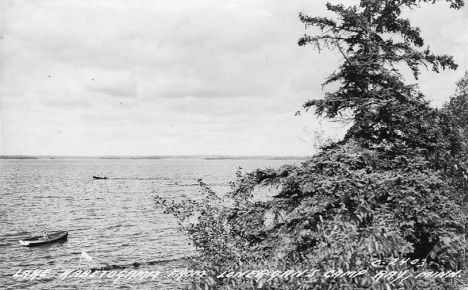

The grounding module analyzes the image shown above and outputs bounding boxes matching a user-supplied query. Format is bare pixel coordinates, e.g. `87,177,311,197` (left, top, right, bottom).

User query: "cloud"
0,0,466,155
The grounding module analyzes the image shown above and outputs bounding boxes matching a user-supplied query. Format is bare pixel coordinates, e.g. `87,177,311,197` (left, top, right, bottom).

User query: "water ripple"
0,158,298,289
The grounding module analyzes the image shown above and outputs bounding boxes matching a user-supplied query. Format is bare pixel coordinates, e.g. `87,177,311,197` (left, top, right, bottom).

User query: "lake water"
0,158,301,289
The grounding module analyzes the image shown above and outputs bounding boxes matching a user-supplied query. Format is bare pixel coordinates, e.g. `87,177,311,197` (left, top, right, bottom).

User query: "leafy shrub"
155,1,468,289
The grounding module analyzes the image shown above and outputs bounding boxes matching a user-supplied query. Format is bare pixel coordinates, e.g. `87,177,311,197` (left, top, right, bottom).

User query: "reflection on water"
0,158,299,289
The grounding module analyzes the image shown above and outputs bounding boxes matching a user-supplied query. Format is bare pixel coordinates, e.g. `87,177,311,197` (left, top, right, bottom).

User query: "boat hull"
19,231,68,247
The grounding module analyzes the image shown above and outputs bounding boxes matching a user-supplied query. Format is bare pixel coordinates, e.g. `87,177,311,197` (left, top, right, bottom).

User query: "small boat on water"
93,176,108,180
19,231,68,247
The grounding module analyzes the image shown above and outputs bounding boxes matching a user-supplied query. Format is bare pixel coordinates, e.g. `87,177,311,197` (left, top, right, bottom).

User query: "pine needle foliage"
155,1,468,289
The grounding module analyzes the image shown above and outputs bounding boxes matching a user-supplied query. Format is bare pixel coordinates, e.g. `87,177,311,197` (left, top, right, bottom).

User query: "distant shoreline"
0,155,307,160
0,156,39,159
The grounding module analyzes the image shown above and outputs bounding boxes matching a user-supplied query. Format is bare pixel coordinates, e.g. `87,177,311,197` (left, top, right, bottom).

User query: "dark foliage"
155,1,467,289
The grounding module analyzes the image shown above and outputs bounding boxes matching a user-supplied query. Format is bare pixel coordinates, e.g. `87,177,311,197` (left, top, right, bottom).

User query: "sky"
0,0,467,156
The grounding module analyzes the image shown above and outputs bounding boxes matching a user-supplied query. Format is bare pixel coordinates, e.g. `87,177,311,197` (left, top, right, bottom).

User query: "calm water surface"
0,158,300,289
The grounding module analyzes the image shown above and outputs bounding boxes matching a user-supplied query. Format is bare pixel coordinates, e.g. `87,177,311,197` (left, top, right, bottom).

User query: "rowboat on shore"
93,176,108,180
19,231,68,247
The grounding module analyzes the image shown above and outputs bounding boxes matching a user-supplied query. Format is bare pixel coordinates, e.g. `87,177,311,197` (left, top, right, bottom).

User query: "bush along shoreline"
155,0,468,289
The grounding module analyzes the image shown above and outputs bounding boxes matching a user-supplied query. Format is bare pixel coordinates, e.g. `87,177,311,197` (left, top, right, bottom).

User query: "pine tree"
155,1,468,289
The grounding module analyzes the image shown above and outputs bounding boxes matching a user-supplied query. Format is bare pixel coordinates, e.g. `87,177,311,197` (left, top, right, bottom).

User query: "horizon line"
0,154,309,158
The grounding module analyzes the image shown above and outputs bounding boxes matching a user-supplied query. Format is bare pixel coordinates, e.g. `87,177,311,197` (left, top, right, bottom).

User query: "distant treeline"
205,156,305,160
0,156,38,159
0,155,305,160
99,156,162,159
